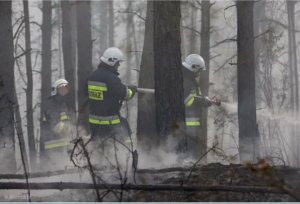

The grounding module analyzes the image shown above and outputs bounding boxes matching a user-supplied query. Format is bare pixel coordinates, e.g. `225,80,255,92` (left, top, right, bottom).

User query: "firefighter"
181,54,220,159
85,47,137,165
40,78,74,170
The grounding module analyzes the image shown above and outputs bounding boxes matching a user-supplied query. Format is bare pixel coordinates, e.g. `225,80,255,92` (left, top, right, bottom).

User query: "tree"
0,0,16,172
108,1,114,47
98,1,108,55
23,0,36,169
189,2,198,53
137,0,157,149
153,1,185,140
236,1,258,161
62,0,76,111
199,0,211,161
286,0,299,165
287,1,299,113
40,0,53,159
76,1,92,128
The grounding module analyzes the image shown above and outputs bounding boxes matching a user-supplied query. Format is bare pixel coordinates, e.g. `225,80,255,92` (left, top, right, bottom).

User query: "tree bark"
287,0,299,166
40,0,52,160
108,1,114,47
62,0,76,111
137,0,157,149
76,0,92,128
153,1,185,140
236,1,258,162
99,1,108,55
189,2,197,53
287,1,299,113
199,0,211,162
14,87,29,171
0,0,16,173
23,0,36,169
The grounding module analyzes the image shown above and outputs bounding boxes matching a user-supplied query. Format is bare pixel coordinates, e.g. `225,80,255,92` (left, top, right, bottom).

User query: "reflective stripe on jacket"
88,114,121,125
44,138,69,150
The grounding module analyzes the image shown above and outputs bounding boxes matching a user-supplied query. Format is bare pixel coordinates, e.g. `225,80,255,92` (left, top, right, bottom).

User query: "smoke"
221,101,238,115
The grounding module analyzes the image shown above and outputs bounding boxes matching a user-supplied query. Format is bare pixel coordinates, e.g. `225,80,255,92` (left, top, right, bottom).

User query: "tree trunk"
153,1,185,140
236,1,258,162
23,0,36,169
14,88,29,172
56,4,63,78
126,1,133,86
99,1,108,55
287,1,299,113
0,0,16,173
199,0,211,162
62,0,76,112
137,0,157,149
287,0,299,166
189,2,197,53
40,0,52,160
76,1,92,128
108,1,114,47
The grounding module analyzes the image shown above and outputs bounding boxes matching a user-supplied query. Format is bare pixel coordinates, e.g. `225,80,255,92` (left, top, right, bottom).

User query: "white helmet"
182,54,206,72
100,47,125,66
52,78,69,95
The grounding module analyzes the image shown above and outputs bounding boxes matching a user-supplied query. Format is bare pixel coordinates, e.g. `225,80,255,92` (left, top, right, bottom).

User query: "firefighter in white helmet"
40,78,74,170
85,47,137,166
180,54,220,159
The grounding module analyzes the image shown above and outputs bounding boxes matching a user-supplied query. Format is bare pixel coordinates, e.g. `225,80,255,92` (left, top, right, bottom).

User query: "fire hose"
137,88,221,106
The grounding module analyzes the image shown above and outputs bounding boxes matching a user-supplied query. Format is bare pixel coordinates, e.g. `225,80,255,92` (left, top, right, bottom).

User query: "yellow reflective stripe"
185,93,196,107
127,88,133,100
88,85,107,91
186,121,201,126
186,96,195,107
186,117,201,126
44,139,69,150
89,118,120,125
60,112,70,121
60,115,69,121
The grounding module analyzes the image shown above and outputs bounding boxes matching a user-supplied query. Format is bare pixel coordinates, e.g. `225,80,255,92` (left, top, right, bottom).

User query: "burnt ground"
1,162,300,201
131,162,300,202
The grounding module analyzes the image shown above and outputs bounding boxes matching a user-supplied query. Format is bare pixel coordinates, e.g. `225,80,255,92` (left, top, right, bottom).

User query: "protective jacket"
183,67,211,127
41,94,72,150
86,62,134,127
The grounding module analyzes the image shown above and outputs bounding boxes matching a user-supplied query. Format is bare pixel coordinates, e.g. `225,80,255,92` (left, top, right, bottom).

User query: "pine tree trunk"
99,1,108,55
189,3,197,53
76,1,92,128
40,0,52,159
108,1,114,47
0,0,16,173
23,0,36,169
199,0,211,162
287,0,299,166
62,0,76,112
236,1,258,162
14,87,29,172
137,0,157,149
153,1,185,140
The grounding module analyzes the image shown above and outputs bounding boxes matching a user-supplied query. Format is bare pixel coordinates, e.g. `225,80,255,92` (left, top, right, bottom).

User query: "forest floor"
1,161,300,201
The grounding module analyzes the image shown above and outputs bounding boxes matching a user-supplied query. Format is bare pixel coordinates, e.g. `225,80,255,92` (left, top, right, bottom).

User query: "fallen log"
0,182,288,195
0,168,80,179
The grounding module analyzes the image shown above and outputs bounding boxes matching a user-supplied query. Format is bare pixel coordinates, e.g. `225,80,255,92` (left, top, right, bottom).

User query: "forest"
0,0,300,201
